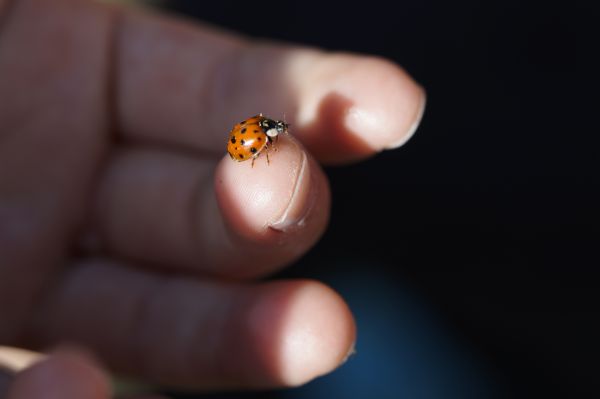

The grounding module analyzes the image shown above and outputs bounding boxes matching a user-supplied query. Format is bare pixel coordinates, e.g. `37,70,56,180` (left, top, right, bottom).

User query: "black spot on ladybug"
230,137,236,144
254,129,259,133
250,147,257,153
240,120,246,125
240,139,245,145
241,128,247,134
257,137,262,141
239,154,244,159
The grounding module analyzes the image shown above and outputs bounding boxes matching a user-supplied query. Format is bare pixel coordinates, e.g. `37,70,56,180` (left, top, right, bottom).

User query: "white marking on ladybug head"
266,128,279,137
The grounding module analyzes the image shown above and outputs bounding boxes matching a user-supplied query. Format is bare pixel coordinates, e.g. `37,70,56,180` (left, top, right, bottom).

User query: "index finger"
116,6,426,164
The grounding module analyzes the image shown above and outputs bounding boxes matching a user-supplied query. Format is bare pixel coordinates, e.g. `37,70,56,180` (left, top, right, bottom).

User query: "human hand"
0,0,425,396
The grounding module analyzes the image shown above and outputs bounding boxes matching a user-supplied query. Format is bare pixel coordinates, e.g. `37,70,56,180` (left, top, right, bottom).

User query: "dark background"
163,1,599,398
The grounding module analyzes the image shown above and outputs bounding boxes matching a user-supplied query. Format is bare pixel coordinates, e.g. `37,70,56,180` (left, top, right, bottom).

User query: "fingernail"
269,150,316,232
385,87,427,149
341,342,357,365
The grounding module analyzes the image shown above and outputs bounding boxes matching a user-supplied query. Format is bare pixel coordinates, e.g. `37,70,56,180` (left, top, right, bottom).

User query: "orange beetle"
227,114,288,166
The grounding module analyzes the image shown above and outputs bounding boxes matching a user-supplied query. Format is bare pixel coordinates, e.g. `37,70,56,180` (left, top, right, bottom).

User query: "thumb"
5,348,110,399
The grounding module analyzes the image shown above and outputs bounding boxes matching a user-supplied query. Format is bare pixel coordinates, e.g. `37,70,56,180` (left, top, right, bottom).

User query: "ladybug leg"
251,156,255,168
266,151,270,165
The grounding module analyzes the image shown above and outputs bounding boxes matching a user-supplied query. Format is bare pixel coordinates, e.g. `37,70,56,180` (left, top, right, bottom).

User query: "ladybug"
227,114,288,166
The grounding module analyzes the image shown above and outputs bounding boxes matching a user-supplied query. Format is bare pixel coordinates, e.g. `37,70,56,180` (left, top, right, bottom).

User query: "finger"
0,0,12,20
6,349,110,399
115,5,425,164
0,0,111,341
93,134,329,278
24,260,356,389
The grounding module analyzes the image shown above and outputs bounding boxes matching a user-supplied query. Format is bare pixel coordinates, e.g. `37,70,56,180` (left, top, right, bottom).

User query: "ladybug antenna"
283,112,291,129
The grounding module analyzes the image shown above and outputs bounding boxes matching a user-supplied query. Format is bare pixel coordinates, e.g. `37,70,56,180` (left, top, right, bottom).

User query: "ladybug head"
263,118,289,138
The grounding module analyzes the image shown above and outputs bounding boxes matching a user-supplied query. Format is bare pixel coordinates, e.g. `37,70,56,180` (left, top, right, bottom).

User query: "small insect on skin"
226,113,289,167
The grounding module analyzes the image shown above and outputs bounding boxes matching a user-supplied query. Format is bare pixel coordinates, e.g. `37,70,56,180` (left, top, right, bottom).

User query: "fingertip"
246,280,356,387
291,53,426,163
338,56,425,151
384,85,427,150
215,133,329,242
213,133,331,276
278,281,356,386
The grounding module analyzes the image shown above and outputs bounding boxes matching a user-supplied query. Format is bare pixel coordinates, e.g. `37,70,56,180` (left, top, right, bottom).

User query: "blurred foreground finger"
24,260,356,389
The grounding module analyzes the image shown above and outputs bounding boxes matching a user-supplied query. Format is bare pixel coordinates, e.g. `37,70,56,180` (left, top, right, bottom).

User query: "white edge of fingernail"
268,151,309,231
341,342,357,365
385,89,427,150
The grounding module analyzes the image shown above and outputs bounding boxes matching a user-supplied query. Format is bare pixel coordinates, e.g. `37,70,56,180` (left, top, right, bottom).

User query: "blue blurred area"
283,262,502,399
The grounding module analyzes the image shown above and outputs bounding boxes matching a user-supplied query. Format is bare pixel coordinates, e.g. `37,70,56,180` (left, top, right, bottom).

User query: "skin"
0,0,425,397
5,348,165,399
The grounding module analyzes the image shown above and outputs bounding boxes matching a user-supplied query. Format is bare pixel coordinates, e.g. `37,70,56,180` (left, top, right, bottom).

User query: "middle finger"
91,135,329,278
